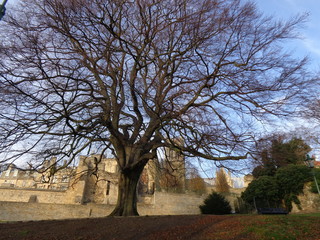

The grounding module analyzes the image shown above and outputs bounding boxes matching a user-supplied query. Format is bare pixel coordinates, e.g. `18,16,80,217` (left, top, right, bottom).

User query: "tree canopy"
252,136,311,178
0,0,316,216
242,175,281,208
247,136,312,211
242,165,311,211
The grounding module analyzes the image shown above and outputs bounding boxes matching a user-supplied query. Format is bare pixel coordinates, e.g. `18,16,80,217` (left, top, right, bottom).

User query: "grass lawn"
0,213,320,240
243,213,320,240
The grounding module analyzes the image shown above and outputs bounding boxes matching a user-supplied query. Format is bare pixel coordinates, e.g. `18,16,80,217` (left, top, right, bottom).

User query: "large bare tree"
0,0,315,215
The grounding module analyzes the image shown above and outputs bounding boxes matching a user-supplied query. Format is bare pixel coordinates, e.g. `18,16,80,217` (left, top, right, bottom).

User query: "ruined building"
0,146,186,205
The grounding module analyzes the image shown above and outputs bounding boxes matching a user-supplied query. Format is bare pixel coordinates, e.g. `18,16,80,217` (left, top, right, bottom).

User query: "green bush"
310,181,320,194
199,192,232,215
241,175,281,208
242,165,312,212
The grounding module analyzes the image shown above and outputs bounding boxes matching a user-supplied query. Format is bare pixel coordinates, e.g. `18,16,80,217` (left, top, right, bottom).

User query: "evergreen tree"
200,192,232,215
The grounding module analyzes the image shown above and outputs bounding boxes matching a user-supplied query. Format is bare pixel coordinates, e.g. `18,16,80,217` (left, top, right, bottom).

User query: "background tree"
241,175,281,209
0,0,7,21
252,136,311,178
158,168,185,193
215,168,230,193
275,165,311,211
242,165,311,212
186,167,207,195
0,0,315,216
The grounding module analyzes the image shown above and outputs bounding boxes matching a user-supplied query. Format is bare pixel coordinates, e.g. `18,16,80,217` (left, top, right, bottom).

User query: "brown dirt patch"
0,215,259,240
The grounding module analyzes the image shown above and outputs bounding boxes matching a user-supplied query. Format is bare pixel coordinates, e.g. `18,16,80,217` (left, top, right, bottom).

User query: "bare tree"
186,167,207,195
251,134,312,177
215,168,230,193
0,0,315,216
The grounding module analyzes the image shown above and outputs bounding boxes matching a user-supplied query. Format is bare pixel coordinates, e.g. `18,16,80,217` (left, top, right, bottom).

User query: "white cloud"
304,38,320,57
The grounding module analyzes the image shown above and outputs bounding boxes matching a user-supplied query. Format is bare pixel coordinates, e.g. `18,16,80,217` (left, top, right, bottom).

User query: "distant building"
0,159,74,190
0,147,252,206
0,147,186,204
203,168,251,191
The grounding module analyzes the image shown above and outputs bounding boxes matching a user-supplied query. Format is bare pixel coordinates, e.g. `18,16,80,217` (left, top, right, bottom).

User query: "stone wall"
0,188,249,221
292,186,320,213
0,187,69,204
0,181,86,204
0,202,114,221
0,192,205,221
1,187,318,222
138,192,204,215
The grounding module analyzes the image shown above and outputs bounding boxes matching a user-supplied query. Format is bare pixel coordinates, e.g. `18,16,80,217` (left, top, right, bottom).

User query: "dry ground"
0,214,319,240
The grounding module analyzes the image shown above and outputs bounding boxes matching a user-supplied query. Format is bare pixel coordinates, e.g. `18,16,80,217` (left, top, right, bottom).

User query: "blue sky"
4,0,320,171
257,0,320,156
6,0,320,70
256,0,320,71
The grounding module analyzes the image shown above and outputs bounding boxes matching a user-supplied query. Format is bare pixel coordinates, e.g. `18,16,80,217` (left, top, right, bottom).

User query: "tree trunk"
109,167,143,216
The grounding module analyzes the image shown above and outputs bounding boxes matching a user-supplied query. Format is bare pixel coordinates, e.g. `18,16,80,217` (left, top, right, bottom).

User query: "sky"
5,0,320,70
256,0,320,71
255,0,320,153
3,0,320,173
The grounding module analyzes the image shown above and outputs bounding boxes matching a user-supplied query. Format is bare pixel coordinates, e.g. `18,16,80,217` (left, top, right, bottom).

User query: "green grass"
292,212,320,217
244,214,320,240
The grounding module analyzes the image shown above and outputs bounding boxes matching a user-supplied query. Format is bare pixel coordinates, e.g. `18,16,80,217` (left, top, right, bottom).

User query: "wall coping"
0,187,66,193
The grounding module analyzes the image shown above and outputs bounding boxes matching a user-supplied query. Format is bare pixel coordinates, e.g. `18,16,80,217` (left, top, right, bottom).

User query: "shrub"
241,175,281,208
199,192,232,215
242,165,312,212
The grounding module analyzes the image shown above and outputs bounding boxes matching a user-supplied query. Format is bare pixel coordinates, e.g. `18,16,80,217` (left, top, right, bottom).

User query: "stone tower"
163,137,186,192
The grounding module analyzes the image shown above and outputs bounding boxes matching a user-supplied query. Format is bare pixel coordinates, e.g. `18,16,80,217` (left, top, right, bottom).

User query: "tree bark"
109,166,144,216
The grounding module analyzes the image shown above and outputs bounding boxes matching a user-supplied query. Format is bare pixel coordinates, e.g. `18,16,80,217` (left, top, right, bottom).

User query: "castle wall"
291,186,320,213
0,187,69,204
0,192,204,221
0,180,86,204
139,192,204,215
0,202,115,221
0,188,319,221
